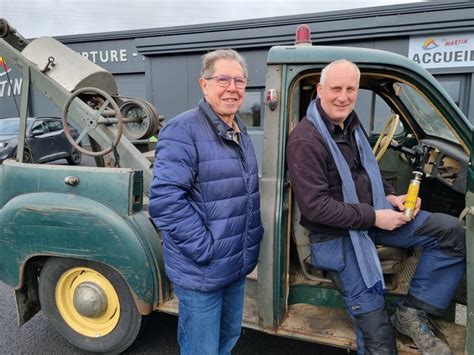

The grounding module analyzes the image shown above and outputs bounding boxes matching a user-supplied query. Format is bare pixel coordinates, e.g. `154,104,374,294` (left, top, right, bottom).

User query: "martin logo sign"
0,56,11,77
409,33,474,69
0,56,21,98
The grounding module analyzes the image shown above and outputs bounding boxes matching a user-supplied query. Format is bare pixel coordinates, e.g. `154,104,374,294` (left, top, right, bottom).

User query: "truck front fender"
0,192,162,311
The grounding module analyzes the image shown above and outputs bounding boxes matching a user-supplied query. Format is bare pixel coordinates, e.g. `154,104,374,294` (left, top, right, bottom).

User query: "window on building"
114,73,147,100
238,90,263,129
435,74,470,120
440,80,461,105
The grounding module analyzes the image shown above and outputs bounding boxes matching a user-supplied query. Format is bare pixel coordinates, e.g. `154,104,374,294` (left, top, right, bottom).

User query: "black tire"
23,149,33,163
66,146,82,165
39,257,145,353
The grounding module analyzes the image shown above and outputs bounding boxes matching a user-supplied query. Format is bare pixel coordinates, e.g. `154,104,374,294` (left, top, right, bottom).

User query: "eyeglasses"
205,75,248,89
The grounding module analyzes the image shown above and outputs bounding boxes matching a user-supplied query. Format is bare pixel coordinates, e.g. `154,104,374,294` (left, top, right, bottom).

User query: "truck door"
465,147,474,354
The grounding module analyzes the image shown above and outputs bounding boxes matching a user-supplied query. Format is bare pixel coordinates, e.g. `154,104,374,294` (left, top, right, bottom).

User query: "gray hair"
201,49,248,79
320,59,360,86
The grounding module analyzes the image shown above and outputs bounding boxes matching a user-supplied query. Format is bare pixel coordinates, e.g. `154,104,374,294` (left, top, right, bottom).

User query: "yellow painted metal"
55,267,120,337
373,114,400,161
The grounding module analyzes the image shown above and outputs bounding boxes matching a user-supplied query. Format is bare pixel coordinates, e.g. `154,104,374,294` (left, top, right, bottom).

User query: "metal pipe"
97,117,143,124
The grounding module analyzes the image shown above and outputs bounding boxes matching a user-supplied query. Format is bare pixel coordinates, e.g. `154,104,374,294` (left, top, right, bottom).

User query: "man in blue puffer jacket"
149,49,263,355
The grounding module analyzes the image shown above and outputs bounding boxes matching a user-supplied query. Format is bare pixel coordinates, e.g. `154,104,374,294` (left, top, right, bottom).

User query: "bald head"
317,60,360,126
319,59,360,87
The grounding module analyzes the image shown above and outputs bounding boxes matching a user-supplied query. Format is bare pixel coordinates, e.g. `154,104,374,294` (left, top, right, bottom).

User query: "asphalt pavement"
0,281,351,354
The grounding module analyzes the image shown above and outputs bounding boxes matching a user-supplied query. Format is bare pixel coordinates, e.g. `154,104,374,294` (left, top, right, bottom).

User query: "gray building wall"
130,2,473,123
1,1,473,133
146,49,269,121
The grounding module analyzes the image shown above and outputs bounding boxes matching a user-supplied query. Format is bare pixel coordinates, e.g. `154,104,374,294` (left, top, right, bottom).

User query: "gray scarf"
306,100,391,289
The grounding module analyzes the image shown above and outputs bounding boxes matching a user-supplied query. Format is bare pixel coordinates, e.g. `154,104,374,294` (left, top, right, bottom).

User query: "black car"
0,117,82,165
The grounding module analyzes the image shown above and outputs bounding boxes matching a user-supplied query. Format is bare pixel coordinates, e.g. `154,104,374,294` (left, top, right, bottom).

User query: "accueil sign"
408,33,474,69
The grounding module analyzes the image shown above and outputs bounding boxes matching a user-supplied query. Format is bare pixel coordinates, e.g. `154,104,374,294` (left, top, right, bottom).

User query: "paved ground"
0,281,351,354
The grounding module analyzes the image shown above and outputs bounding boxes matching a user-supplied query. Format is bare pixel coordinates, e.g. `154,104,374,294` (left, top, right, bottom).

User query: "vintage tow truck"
0,20,472,353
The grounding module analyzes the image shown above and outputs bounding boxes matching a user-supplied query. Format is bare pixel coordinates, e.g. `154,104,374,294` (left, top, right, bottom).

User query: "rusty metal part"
0,18,11,38
62,87,124,157
15,258,44,326
133,291,152,315
0,18,29,51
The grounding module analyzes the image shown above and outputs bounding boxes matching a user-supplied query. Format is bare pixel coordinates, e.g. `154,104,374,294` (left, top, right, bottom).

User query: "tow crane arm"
0,18,160,193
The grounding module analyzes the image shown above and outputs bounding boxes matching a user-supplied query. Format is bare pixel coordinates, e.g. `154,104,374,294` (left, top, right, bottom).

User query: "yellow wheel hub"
56,267,120,337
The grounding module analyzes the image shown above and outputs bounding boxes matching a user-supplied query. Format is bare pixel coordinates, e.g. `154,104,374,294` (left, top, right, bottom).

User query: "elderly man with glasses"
149,49,264,355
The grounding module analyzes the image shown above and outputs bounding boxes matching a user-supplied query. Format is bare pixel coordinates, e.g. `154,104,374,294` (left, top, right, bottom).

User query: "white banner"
408,33,474,69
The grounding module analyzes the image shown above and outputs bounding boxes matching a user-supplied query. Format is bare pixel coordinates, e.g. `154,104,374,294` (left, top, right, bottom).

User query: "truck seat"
291,200,406,286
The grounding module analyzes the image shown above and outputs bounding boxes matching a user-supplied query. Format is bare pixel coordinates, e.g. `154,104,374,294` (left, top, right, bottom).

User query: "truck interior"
282,68,468,352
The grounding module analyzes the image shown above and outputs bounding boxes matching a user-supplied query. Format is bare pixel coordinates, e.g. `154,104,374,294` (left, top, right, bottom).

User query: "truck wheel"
39,257,144,353
66,146,82,165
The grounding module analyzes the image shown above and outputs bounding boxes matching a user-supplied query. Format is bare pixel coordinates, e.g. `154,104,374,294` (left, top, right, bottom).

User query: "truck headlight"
0,142,8,149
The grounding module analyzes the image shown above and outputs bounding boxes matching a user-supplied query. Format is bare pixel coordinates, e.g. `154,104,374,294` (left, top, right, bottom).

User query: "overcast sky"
1,0,427,38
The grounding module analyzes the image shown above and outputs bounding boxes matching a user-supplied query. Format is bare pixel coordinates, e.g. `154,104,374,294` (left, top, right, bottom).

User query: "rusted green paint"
0,161,161,309
0,160,140,217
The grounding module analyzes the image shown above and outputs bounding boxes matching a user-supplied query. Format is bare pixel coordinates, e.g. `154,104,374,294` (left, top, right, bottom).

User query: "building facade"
1,1,473,169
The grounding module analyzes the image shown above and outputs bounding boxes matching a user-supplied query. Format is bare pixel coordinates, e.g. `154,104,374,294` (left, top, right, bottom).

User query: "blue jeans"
174,277,246,355
311,210,465,354
375,210,465,311
312,211,465,316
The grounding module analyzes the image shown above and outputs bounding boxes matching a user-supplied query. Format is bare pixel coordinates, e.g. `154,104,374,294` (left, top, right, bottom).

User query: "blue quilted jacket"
149,99,263,292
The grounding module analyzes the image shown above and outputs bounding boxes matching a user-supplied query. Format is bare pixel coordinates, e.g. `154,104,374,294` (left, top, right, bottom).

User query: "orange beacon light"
403,171,423,219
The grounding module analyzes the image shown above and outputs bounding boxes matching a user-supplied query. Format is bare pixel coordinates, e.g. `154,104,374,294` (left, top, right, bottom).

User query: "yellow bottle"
403,171,423,219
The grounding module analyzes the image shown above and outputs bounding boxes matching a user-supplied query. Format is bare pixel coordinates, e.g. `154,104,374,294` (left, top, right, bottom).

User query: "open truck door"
465,142,474,354
257,25,472,353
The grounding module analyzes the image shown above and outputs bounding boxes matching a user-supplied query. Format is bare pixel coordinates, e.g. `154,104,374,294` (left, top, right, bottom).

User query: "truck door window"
396,83,459,144
355,89,403,136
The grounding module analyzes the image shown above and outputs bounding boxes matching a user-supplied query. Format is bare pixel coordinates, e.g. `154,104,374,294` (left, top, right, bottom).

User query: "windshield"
0,118,20,135
396,83,459,143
